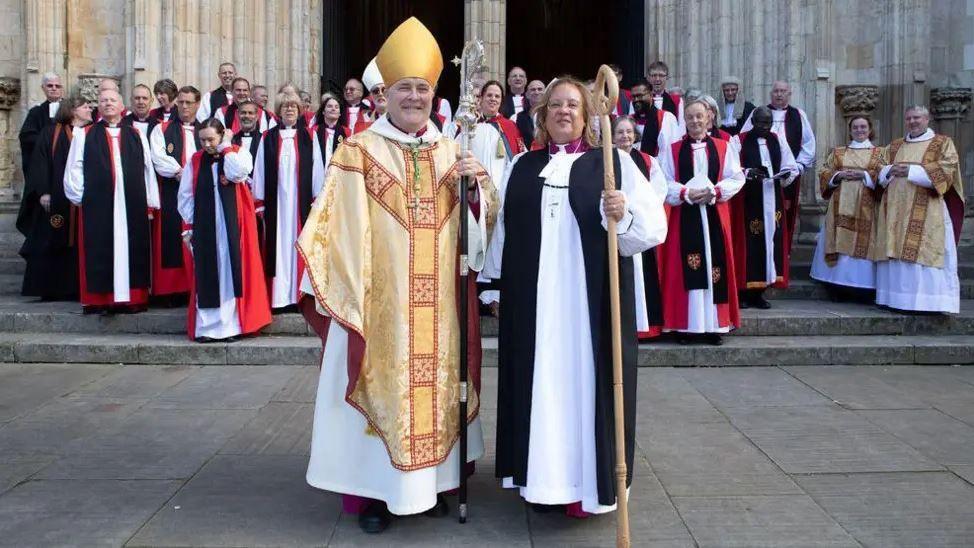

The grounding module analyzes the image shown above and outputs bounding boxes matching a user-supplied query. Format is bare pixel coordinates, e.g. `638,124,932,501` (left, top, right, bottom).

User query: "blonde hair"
275,91,301,115
532,76,598,148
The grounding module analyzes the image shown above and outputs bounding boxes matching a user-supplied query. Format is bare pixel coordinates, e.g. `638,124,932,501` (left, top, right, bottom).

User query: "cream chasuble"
297,116,498,510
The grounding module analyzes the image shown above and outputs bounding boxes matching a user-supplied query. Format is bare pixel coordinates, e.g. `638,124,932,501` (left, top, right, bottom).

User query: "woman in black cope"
482,77,667,517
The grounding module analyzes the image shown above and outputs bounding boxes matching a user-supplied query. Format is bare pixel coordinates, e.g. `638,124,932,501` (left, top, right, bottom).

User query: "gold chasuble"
874,134,962,268
818,145,886,266
297,118,497,471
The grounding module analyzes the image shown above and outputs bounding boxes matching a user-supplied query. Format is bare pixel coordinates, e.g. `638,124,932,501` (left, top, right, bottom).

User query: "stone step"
0,332,968,366
788,260,974,280
0,257,24,275
0,274,21,295
1,297,972,338
767,279,974,300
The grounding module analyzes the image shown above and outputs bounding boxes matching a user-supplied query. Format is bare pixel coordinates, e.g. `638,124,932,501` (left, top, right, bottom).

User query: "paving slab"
0,395,147,457
671,494,858,548
145,365,294,410
36,408,255,480
0,363,115,423
796,472,974,548
128,455,338,548
528,473,694,548
66,364,198,401
723,405,942,474
272,365,319,403
0,479,180,547
225,336,320,365
637,420,802,497
949,464,974,485
0,455,50,495
783,365,930,409
328,471,532,547
220,402,313,456
857,409,974,465
635,368,726,424
679,367,832,408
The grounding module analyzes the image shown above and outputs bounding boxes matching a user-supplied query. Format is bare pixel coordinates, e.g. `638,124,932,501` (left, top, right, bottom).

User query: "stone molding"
0,78,21,111
835,85,879,118
930,87,973,120
76,74,121,104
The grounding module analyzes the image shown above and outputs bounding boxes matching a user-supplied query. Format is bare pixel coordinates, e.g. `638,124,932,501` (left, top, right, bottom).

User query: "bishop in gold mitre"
296,17,498,534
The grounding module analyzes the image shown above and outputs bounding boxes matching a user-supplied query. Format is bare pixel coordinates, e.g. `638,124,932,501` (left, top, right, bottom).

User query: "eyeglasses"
370,86,386,96
44,84,63,89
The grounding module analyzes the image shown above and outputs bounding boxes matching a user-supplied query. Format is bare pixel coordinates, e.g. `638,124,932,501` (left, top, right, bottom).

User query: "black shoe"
530,503,564,514
358,502,392,534
751,294,771,309
707,334,723,346
739,298,750,309
194,336,218,344
423,495,449,518
677,334,693,345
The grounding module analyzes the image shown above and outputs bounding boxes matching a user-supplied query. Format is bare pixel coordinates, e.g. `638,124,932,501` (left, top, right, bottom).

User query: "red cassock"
659,138,741,332
151,120,196,297
183,148,271,339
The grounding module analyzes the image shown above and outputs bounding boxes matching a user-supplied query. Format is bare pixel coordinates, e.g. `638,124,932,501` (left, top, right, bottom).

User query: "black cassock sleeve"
18,106,46,178
16,124,53,237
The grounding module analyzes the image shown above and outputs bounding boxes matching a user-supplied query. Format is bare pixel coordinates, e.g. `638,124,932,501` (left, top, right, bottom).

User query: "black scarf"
315,124,344,160
231,129,262,175
121,112,158,137
639,106,662,156
676,136,728,303
81,122,151,293
659,92,678,116
209,87,230,118
191,153,243,308
260,126,315,276
768,104,803,158
159,120,201,268
739,131,784,285
629,150,663,327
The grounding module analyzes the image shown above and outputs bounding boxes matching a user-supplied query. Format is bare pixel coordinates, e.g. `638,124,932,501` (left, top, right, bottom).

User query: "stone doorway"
321,0,464,106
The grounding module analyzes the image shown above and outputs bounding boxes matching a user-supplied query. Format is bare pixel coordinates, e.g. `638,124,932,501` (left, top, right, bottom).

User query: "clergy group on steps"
14,52,965,344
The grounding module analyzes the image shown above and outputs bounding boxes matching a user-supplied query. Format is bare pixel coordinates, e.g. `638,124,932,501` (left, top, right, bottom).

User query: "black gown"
16,123,79,300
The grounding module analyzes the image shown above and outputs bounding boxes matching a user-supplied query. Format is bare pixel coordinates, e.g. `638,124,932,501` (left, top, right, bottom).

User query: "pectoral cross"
407,144,428,222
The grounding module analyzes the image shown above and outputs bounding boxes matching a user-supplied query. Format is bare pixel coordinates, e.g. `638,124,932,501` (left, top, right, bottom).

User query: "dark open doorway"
321,1,464,106
504,0,644,89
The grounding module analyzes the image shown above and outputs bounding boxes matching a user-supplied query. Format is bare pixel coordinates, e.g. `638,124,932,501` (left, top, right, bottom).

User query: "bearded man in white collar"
874,106,963,314
296,17,498,533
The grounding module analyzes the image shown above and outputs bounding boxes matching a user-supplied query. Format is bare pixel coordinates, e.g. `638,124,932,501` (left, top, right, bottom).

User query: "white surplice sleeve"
658,143,688,207
481,153,519,282
795,108,817,171
177,159,196,228
214,107,226,126
602,152,667,257
223,145,253,183
150,124,183,179
251,137,266,213
63,127,87,205
196,93,212,122
716,148,746,202
776,132,801,187
439,98,453,126
311,131,326,197
139,130,160,210
660,110,685,149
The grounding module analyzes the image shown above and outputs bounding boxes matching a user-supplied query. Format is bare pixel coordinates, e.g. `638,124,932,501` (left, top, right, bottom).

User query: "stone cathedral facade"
0,0,970,240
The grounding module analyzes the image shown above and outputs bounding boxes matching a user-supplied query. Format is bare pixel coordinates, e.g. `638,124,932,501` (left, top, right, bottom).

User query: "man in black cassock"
18,72,63,178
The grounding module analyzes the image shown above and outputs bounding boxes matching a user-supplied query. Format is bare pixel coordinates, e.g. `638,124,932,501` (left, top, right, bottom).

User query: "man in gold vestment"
296,18,498,534
875,106,963,313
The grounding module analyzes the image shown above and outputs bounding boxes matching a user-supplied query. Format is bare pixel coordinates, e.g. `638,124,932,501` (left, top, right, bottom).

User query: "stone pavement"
2,363,974,547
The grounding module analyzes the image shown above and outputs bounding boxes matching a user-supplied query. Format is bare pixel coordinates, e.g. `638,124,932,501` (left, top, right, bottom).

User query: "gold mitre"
376,17,443,86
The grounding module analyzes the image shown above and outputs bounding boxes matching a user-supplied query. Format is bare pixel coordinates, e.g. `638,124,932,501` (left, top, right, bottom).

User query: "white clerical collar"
368,114,441,145
905,128,934,142
848,139,873,149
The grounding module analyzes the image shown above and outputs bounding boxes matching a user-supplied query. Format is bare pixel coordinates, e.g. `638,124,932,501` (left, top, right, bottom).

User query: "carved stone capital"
0,77,21,111
76,73,121,104
930,87,972,120
835,85,879,118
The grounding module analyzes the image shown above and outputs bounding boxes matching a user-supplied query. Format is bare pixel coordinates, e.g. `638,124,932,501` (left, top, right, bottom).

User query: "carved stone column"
0,78,22,199
76,74,121,103
464,0,505,81
930,87,973,205
835,85,880,121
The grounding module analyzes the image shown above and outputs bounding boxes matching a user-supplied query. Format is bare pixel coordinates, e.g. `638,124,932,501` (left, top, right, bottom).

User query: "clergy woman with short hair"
483,76,667,516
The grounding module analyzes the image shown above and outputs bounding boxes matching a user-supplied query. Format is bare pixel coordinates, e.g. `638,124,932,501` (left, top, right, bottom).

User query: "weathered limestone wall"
0,0,322,196
644,0,974,237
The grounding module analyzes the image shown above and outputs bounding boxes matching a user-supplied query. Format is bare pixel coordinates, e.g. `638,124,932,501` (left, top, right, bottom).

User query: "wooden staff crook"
592,64,630,548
